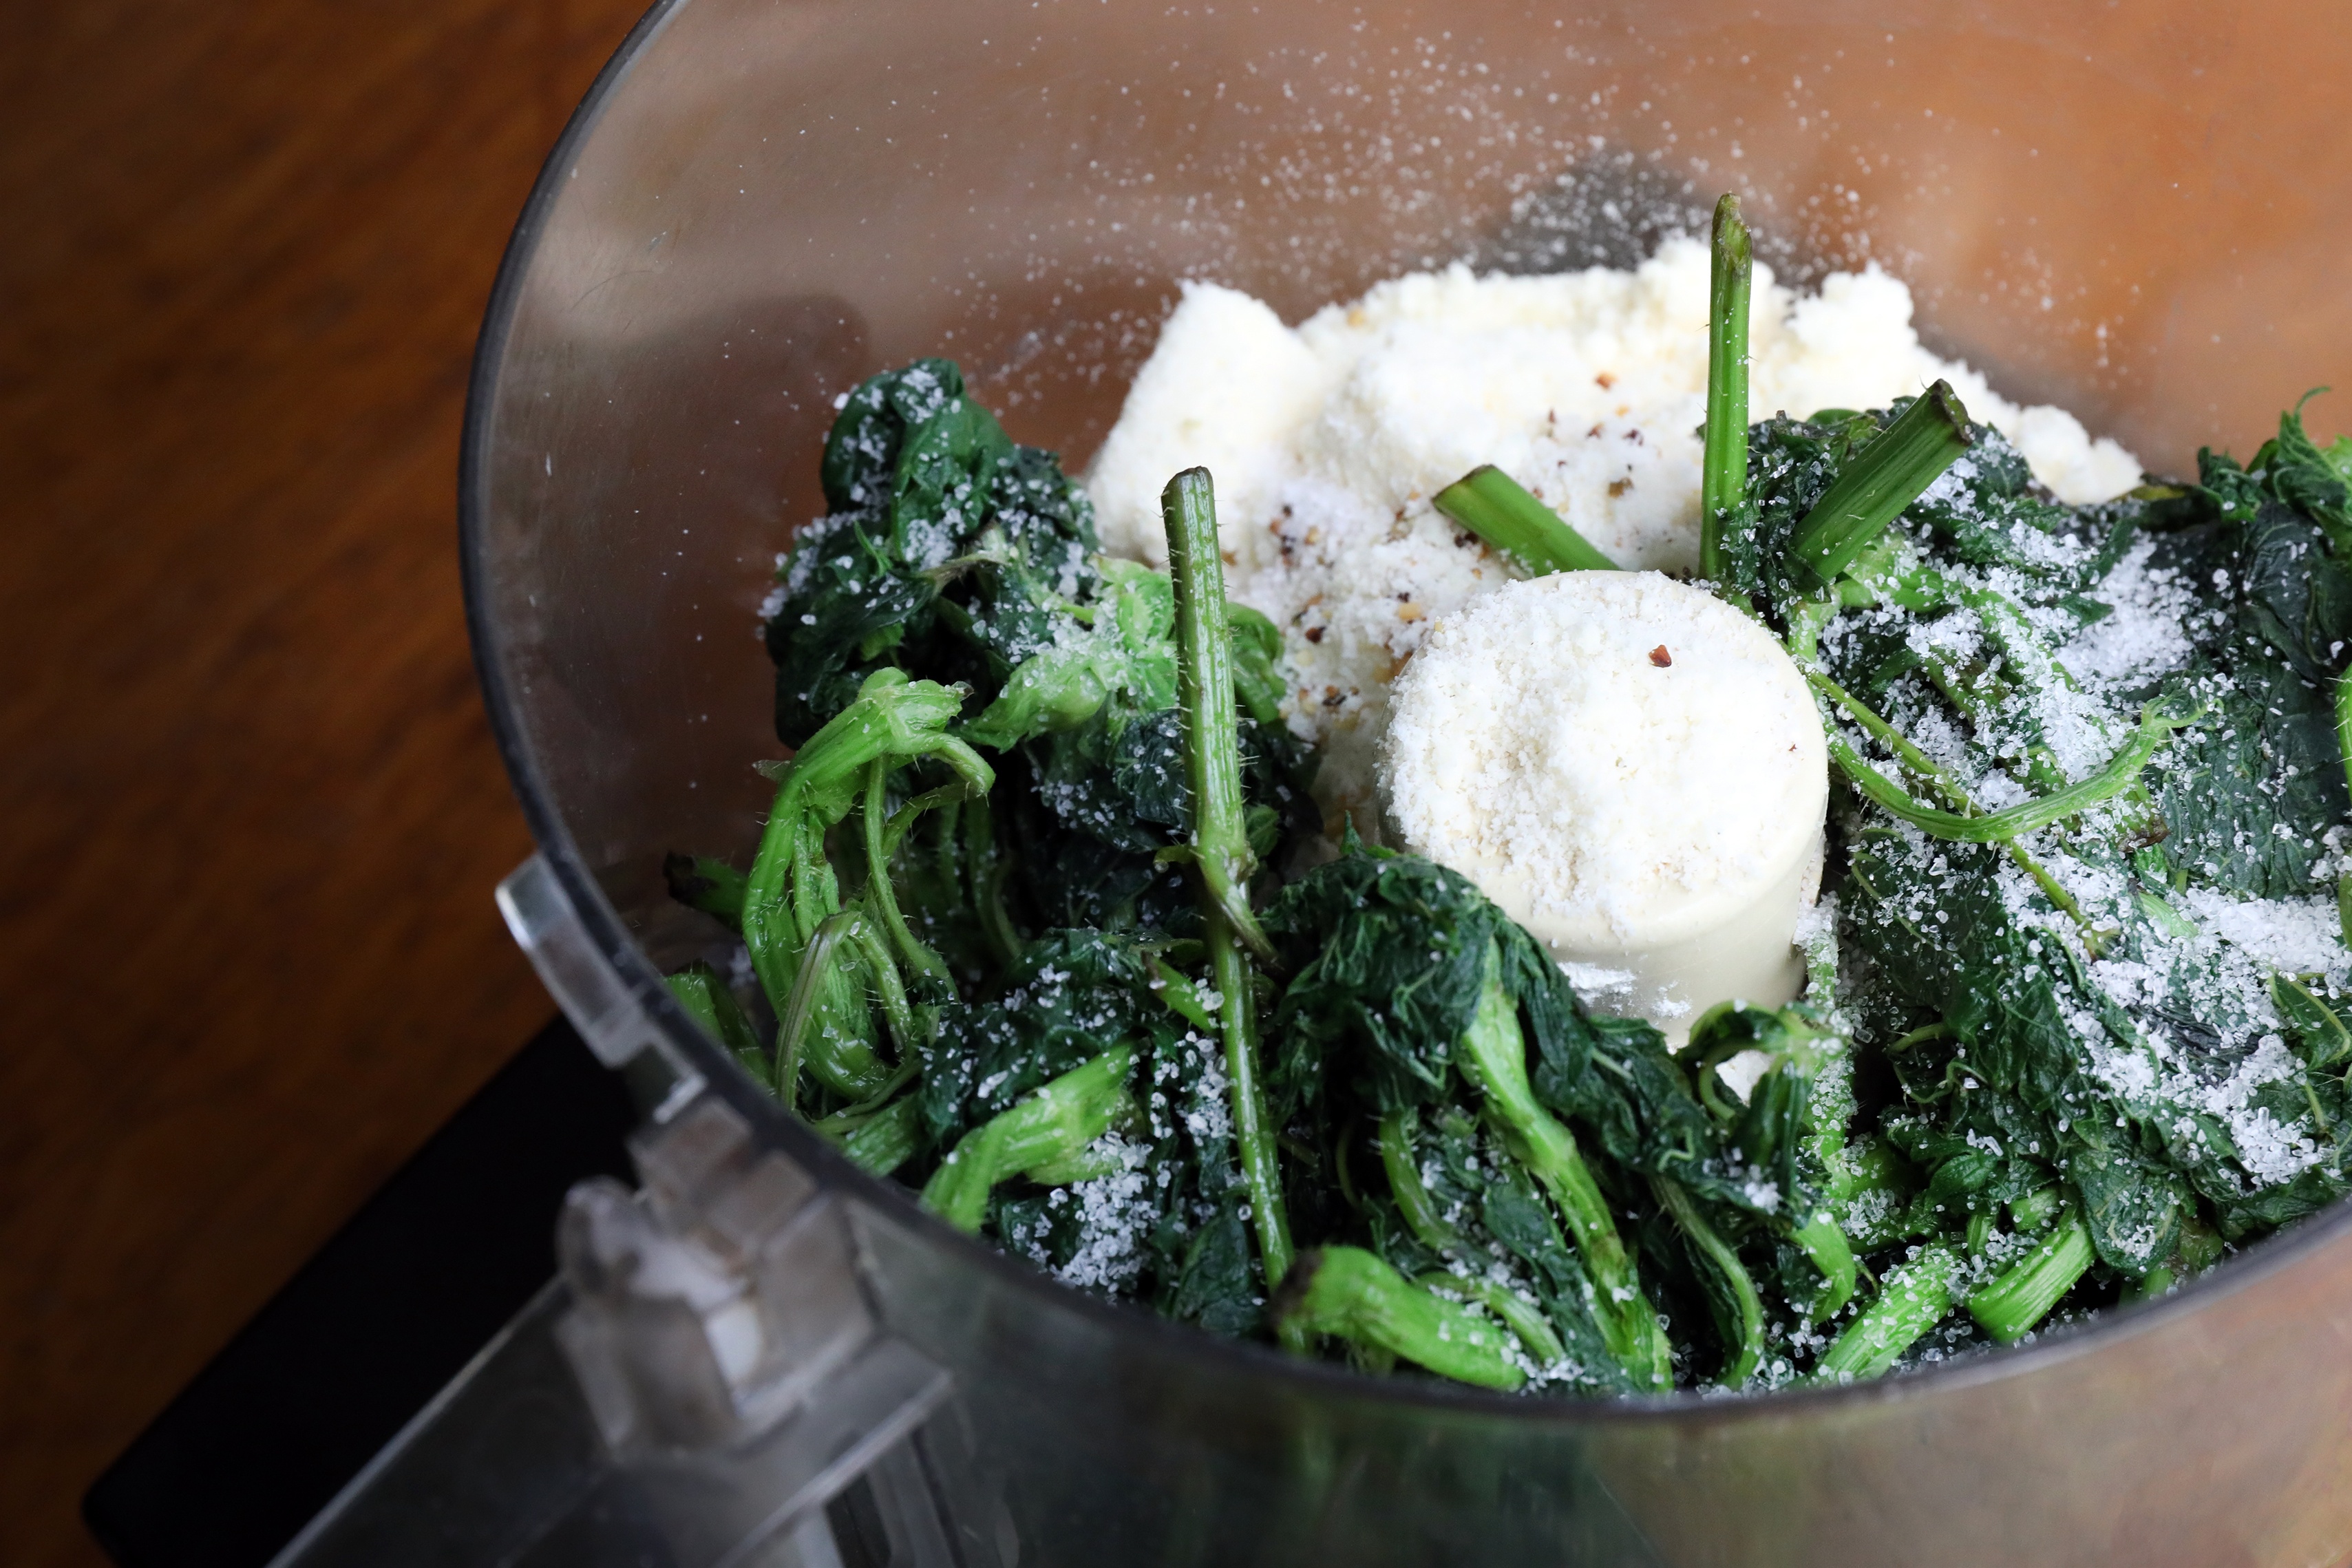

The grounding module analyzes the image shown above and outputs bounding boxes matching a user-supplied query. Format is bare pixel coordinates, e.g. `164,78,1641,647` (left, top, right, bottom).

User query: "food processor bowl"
319,1,2352,1562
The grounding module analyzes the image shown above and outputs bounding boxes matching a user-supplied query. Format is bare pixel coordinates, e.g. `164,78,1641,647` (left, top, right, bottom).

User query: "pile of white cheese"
1087,237,2141,831
1085,236,2143,1028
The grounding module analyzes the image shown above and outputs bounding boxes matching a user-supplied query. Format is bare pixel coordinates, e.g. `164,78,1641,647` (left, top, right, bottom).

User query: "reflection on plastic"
269,1096,964,1568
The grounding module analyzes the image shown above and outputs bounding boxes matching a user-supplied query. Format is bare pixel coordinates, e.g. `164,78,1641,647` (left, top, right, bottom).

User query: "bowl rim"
456,0,2352,1431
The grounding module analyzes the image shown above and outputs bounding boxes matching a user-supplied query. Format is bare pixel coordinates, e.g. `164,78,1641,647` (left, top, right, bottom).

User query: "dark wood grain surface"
0,3,648,1562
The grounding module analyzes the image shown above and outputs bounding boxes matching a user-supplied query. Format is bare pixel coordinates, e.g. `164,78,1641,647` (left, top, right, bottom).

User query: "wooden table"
0,3,648,1562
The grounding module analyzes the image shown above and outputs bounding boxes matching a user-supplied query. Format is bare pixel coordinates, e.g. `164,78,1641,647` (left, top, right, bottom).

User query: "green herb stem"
1814,1243,1960,1381
920,1041,1139,1231
1700,192,1752,583
1819,692,2194,845
1790,1214,1859,1323
1417,1271,1568,1368
818,1094,923,1176
663,853,748,933
1653,1175,1765,1386
776,907,861,1107
664,963,769,1087
1967,1208,2095,1343
1163,469,1278,965
1432,465,1620,577
1163,467,1295,1304
2338,673,2352,950
864,759,951,986
1455,954,1672,1389
1271,1247,1527,1390
1377,1108,1468,1256
1790,381,1973,584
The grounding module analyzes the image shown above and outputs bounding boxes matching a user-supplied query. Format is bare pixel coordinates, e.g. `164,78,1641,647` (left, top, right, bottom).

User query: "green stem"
1143,953,1217,1032
1790,1214,1858,1324
1653,1176,1764,1387
847,915,918,1058
1432,465,1619,576
1805,668,2097,926
662,853,748,933
776,908,860,1108
1700,192,1752,584
2338,674,2352,950
1210,910,1295,1310
962,794,1024,968
1454,951,1671,1389
664,963,769,1087
1418,1271,1568,1367
863,759,950,985
2334,670,2352,803
1270,1247,1526,1390
1163,469,1278,965
1814,1243,1960,1381
1821,696,2194,845
1377,1108,1467,1256
1790,381,1973,584
1163,468,1296,1318
817,1094,922,1176
920,1042,1139,1231
1967,1208,2095,1343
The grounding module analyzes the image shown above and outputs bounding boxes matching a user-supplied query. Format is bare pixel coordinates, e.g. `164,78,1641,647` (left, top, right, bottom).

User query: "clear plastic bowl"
456,0,2352,1560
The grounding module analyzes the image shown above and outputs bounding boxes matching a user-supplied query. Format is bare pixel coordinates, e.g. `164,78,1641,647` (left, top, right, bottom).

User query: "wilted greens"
659,211,2352,1395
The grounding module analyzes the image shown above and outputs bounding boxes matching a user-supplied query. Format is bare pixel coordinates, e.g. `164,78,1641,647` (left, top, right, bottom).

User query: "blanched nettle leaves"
2224,503,2352,686
2064,1141,2190,1275
917,929,1167,1146
2152,657,2347,900
770,359,1103,746
960,558,1178,750
820,357,973,512
1264,848,1505,1112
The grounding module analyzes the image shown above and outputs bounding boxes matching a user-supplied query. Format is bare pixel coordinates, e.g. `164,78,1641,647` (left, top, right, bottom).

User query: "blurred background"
1,3,644,1562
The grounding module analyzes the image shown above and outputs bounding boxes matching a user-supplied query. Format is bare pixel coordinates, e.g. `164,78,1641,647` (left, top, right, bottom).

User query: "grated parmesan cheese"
1087,237,2145,833
1381,571,1827,1035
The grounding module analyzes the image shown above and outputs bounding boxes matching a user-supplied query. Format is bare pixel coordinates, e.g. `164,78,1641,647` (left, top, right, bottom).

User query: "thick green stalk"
2335,670,2352,799
1454,952,1672,1389
920,1042,1138,1231
1653,1176,1764,1387
1163,467,1295,1302
1814,1243,1960,1381
1967,1209,2095,1343
1163,469,1277,964
1432,465,1619,576
1700,192,1752,583
1418,1272,1568,1367
1790,381,1973,584
1271,1247,1526,1390
1209,913,1295,1302
663,853,748,932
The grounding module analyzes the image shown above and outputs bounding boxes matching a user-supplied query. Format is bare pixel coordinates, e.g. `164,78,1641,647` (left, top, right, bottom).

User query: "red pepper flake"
1649,645,1673,668
1304,625,1325,643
